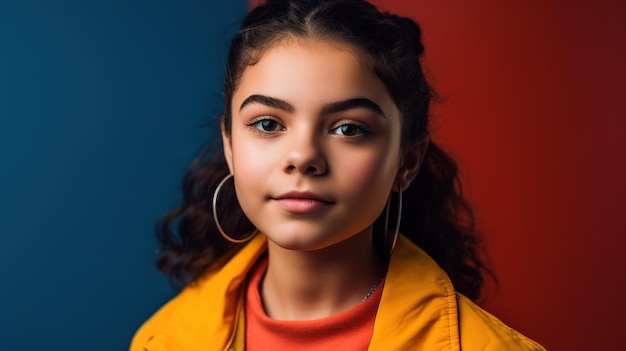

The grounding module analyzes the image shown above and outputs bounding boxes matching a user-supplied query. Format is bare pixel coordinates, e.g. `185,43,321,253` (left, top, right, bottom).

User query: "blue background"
0,0,246,349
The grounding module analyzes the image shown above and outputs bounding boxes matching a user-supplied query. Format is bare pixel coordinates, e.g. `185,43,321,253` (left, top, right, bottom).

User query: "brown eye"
332,123,365,137
253,118,284,132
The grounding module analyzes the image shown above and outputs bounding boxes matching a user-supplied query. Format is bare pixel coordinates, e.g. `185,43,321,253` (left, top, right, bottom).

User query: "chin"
266,232,340,252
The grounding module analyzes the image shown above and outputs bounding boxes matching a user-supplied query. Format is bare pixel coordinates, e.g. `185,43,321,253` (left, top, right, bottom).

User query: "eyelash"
246,116,285,135
330,121,370,139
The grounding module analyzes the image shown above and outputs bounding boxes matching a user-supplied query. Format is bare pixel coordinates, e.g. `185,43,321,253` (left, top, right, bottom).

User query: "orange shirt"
245,258,384,351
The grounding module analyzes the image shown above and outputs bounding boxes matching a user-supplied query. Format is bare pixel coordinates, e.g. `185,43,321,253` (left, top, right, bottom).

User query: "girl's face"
223,39,403,252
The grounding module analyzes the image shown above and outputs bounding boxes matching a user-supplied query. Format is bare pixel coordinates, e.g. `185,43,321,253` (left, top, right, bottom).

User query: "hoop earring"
383,186,403,258
212,174,257,243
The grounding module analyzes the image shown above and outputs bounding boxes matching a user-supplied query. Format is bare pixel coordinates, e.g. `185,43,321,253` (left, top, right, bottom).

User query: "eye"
250,118,284,132
331,123,367,137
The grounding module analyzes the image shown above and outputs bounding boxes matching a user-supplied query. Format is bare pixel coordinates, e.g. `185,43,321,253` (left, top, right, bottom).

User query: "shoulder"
129,235,269,351
130,299,171,351
456,293,546,351
129,268,242,351
380,235,546,350
129,282,203,351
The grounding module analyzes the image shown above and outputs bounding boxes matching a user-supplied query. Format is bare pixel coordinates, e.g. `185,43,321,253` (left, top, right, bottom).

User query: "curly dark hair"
157,0,494,302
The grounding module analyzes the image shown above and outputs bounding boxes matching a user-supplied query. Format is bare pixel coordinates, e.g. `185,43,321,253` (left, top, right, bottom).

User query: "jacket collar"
369,235,459,350
150,234,459,350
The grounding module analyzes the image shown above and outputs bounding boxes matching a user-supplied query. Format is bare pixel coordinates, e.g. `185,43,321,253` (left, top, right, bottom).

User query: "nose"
283,132,327,176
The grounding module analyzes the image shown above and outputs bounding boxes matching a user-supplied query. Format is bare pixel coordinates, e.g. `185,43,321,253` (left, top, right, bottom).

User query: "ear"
394,134,430,192
221,117,234,174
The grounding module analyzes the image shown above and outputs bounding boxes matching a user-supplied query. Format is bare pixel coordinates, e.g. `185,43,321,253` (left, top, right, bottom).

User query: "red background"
251,1,626,349
372,1,626,350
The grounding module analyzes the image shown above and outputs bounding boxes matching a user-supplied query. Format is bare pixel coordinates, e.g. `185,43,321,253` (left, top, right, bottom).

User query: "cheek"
232,148,261,175
230,134,275,176
230,140,269,215
333,147,399,196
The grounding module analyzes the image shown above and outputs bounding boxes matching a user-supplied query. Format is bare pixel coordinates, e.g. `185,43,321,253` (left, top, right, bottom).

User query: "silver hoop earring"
383,186,403,258
212,174,258,243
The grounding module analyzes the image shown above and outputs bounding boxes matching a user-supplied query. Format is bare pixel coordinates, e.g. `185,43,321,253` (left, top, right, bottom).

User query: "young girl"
131,0,545,350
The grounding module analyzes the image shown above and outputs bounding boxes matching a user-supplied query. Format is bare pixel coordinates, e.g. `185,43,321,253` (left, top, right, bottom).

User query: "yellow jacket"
131,235,546,350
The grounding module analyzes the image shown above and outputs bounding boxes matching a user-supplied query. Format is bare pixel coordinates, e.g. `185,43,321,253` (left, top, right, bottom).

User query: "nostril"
283,145,327,175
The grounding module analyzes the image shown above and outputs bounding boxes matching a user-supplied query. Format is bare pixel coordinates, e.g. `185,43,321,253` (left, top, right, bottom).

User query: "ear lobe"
394,135,430,192
221,118,234,174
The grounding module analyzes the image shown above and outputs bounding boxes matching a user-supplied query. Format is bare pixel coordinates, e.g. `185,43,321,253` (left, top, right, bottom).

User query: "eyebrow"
239,94,385,118
239,95,294,113
321,98,385,118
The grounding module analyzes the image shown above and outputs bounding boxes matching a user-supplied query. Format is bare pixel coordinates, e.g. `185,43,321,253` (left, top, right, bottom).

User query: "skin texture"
222,39,422,320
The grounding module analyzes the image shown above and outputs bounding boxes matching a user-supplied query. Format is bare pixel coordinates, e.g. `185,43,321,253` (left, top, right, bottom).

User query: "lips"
272,191,334,214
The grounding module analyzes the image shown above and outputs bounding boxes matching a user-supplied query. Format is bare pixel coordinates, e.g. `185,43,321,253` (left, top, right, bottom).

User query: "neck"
261,229,387,320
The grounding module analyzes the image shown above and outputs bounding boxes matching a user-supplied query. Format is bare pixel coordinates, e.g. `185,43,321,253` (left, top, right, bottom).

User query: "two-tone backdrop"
1,0,624,350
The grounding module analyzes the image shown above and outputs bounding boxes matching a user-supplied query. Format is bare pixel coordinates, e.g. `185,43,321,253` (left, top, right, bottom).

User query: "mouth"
272,191,334,214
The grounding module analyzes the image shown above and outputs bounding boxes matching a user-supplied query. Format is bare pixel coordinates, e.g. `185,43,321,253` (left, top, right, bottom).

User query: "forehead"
232,38,396,115
259,37,371,68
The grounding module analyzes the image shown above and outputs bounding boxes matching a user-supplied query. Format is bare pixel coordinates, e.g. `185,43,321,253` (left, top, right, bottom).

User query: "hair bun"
385,13,425,56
